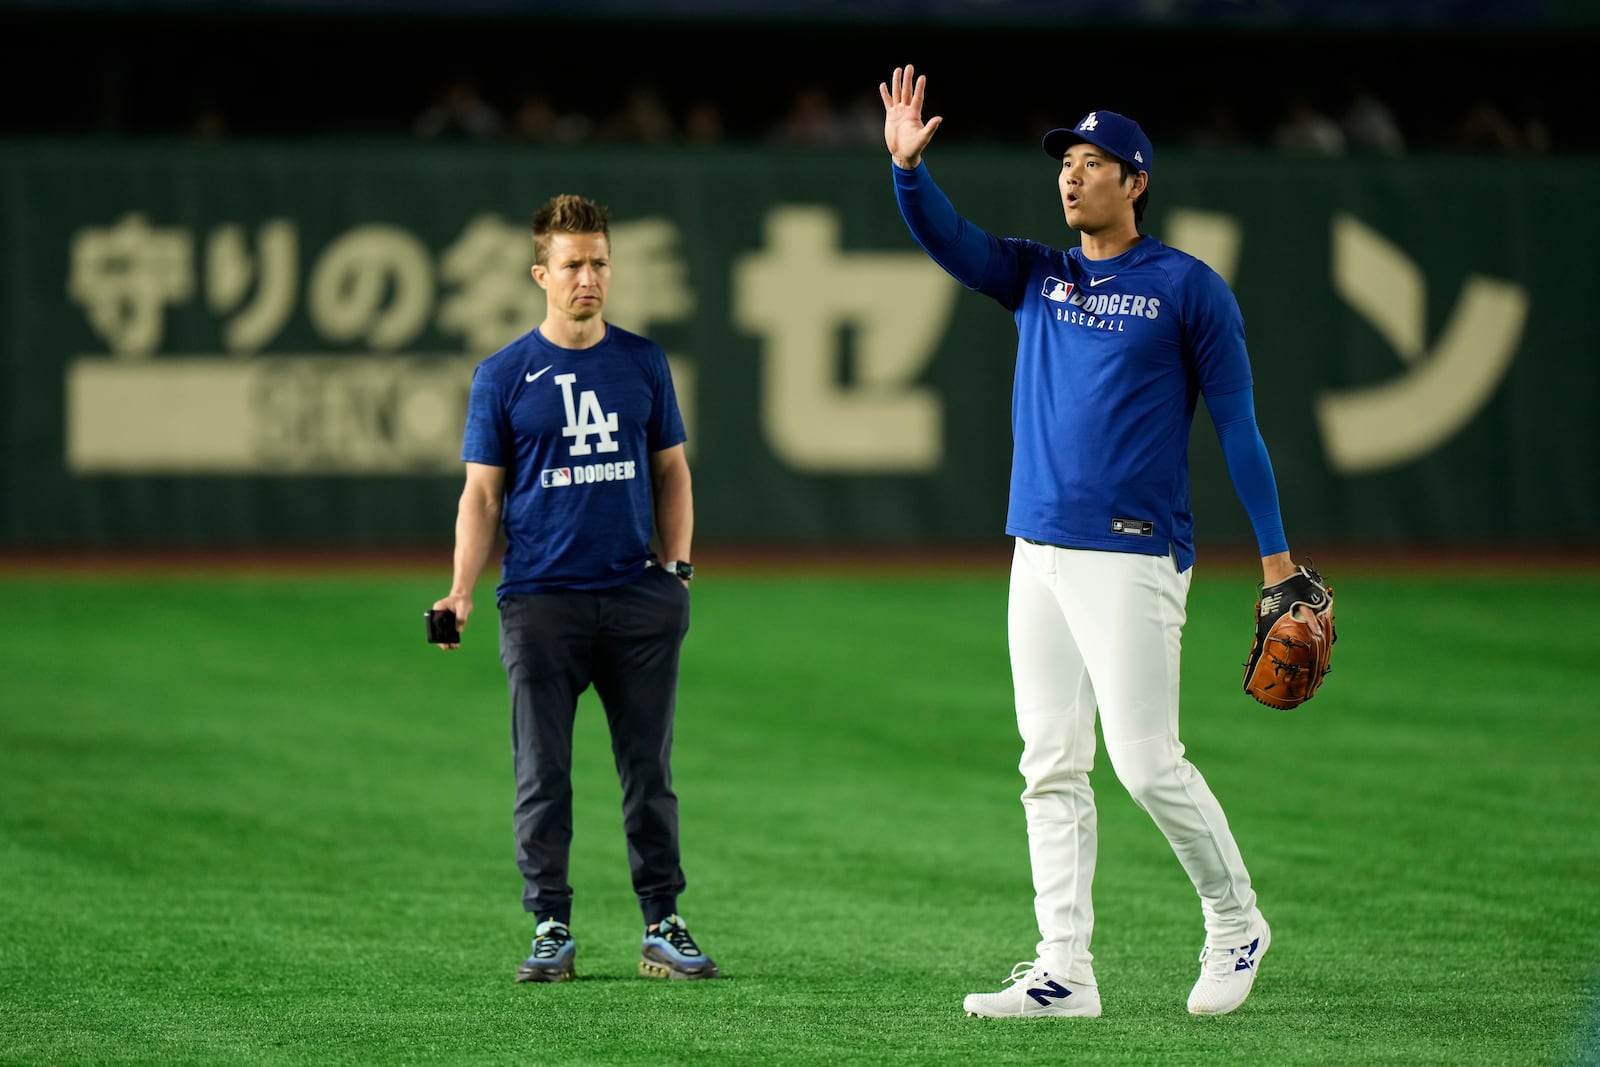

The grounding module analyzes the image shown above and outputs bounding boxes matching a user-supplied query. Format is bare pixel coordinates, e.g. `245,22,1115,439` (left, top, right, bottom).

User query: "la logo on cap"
1079,112,1099,131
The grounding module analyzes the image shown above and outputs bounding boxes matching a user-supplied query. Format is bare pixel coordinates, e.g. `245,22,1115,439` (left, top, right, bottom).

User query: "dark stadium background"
3,6,1599,1066
4,0,1596,153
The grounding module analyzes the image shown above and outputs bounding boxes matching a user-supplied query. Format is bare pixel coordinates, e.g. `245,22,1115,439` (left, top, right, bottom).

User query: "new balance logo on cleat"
963,962,1102,1019
1027,978,1074,1007
1187,914,1271,1015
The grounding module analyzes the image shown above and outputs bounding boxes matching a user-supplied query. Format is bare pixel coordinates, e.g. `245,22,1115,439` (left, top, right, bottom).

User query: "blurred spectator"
1185,103,1247,153
508,92,594,144
683,100,726,146
598,82,677,145
768,85,848,147
1339,81,1405,155
189,96,229,141
1523,115,1552,153
509,93,559,141
1021,109,1059,151
1272,93,1347,156
1451,97,1544,153
414,78,504,140
1520,99,1553,153
838,89,889,147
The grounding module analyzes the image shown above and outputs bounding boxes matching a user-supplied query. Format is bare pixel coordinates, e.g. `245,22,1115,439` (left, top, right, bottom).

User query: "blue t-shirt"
893,162,1285,571
460,323,686,597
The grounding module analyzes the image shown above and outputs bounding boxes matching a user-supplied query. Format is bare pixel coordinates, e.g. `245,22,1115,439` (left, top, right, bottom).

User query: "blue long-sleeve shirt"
892,161,1288,570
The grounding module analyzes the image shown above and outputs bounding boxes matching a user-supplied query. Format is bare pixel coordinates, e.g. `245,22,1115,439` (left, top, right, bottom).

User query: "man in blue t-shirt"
883,66,1301,1019
432,193,718,984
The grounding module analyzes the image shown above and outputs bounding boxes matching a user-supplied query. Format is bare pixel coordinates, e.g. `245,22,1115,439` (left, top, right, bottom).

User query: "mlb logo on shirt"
1042,277,1077,303
541,468,573,487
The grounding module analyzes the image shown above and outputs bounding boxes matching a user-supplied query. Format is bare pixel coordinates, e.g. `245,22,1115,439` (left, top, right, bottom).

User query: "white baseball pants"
1007,538,1257,985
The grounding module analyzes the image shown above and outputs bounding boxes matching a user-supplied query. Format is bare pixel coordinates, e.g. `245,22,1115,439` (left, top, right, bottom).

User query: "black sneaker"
515,919,576,983
638,913,719,980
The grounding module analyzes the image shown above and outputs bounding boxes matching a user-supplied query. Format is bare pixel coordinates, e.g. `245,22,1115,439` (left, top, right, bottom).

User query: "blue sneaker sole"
515,962,576,983
638,957,719,980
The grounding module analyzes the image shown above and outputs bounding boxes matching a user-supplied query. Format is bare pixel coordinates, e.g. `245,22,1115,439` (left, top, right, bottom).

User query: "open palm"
880,64,943,168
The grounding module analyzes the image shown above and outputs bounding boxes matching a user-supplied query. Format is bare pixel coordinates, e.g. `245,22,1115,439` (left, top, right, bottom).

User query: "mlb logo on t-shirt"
1042,277,1079,304
541,468,572,487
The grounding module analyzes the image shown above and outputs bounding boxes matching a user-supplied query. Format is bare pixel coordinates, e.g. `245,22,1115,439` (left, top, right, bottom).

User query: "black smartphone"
425,609,460,644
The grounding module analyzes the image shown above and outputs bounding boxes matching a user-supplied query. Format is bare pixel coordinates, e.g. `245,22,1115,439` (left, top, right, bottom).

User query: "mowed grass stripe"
2,569,1597,1065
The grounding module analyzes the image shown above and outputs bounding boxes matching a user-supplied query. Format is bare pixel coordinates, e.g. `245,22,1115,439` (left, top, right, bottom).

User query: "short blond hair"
530,194,611,265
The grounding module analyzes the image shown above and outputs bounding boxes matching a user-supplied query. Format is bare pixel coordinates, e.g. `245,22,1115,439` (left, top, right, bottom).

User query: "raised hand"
880,64,943,170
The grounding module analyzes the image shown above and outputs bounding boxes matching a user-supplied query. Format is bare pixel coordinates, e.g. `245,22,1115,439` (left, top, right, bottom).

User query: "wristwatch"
662,560,694,582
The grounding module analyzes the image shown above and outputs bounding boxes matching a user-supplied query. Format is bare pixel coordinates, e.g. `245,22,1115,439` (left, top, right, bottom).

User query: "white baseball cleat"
963,961,1102,1018
1187,912,1271,1015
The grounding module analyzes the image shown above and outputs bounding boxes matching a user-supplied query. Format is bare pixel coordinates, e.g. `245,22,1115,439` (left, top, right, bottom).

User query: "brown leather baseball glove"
1242,562,1336,710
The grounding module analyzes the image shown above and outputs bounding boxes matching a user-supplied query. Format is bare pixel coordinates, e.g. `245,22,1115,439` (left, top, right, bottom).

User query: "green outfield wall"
2,141,1596,550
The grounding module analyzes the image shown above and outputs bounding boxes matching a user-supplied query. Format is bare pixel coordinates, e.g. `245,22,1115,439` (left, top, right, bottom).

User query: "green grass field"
3,560,1598,1066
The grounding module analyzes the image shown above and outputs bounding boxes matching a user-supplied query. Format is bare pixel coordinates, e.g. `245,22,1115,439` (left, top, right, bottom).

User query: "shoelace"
1197,939,1252,977
653,918,704,958
1003,961,1044,986
532,925,572,960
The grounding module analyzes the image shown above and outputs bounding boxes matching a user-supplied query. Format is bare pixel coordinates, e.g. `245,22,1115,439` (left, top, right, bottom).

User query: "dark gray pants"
498,566,691,927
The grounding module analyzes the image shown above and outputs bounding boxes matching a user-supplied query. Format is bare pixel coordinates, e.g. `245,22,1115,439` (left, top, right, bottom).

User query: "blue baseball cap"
1042,110,1153,173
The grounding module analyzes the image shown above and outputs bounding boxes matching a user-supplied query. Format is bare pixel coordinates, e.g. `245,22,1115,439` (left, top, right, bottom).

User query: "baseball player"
432,193,718,984
881,66,1300,1017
